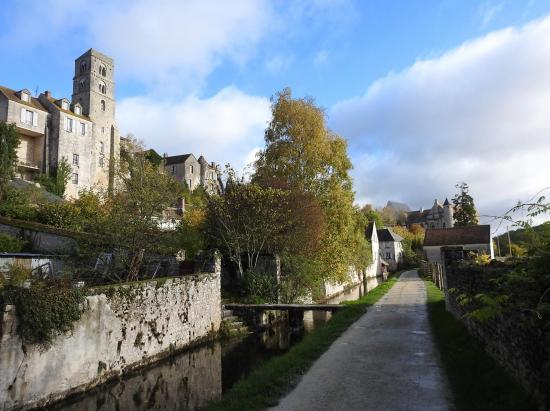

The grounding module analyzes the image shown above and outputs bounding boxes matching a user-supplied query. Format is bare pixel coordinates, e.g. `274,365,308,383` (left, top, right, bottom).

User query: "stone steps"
221,307,251,337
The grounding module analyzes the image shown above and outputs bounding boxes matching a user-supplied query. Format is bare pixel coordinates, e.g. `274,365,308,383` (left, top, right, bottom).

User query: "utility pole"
496,235,501,257
506,226,513,257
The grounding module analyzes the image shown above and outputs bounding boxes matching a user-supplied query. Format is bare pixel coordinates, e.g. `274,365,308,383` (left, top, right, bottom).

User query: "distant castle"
0,49,219,198
406,199,454,229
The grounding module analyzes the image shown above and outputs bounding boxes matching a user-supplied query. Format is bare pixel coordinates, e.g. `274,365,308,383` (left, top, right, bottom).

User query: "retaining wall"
444,263,550,409
0,272,221,410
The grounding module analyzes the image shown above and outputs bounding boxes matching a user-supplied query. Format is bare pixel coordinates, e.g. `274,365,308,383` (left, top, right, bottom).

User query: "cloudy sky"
1,0,549,231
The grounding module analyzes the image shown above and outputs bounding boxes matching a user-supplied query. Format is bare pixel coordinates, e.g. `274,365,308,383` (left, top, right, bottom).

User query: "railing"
18,160,41,169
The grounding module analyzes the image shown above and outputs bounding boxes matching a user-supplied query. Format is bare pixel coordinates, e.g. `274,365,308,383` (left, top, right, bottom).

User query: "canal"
47,284,366,411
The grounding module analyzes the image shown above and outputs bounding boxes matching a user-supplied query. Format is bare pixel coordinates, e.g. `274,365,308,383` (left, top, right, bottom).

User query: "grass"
424,279,537,411
206,273,401,411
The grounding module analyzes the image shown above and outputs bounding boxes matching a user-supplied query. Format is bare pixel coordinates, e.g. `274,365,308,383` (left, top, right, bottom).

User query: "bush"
0,233,24,252
0,186,38,220
2,277,88,346
242,270,280,303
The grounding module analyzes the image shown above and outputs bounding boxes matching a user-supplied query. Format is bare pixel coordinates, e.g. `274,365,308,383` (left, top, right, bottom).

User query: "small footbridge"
223,303,344,328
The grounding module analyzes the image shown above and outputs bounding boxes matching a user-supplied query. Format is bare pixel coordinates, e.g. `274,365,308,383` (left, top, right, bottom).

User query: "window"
72,173,79,184
99,157,105,168
64,117,74,132
101,100,105,111
21,92,30,102
188,179,192,189
99,65,107,76
98,82,106,94
386,252,391,259
20,108,37,126
100,141,104,153
75,106,82,115
61,100,69,110
190,165,194,174
80,61,87,73
171,165,176,175
73,154,79,166
80,122,86,135
79,79,85,91
101,126,105,134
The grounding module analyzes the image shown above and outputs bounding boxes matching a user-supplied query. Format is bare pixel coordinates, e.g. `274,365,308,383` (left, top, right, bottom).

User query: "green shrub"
0,233,24,252
2,278,88,346
0,187,38,220
242,270,280,303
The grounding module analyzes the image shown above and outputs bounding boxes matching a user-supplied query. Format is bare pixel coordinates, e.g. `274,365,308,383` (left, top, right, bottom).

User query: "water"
48,284,366,411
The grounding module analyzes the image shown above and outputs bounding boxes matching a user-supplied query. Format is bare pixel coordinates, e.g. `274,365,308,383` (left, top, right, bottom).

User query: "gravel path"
271,270,453,411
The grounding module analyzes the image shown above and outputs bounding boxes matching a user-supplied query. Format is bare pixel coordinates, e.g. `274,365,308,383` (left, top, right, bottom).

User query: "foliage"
253,88,368,284
279,254,324,303
424,279,536,410
452,182,479,226
36,158,73,197
1,269,88,346
206,177,290,279
393,225,425,268
0,121,20,200
360,204,384,228
0,233,24,253
175,185,209,257
242,270,280,303
0,186,42,221
206,275,400,411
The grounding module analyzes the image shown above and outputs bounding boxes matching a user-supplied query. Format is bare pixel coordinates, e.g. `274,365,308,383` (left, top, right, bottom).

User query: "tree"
206,178,290,280
253,88,368,283
452,182,479,226
361,204,384,229
0,121,20,200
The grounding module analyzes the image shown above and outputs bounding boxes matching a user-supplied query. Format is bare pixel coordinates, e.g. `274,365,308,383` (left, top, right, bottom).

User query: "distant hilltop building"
0,49,120,198
406,199,454,229
164,153,221,195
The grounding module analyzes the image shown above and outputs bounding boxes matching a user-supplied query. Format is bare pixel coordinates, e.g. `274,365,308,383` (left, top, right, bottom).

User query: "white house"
377,228,404,271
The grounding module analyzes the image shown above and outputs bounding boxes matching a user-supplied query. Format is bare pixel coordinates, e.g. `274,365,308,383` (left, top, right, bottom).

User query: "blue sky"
1,0,550,229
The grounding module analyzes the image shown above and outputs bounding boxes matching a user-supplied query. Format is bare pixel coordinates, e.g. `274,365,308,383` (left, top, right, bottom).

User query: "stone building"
406,198,454,229
377,228,404,270
0,49,120,198
0,87,48,181
164,154,220,194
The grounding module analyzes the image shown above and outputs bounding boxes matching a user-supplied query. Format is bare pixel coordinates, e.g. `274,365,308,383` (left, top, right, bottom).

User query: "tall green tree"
452,182,479,226
254,88,369,283
0,121,20,200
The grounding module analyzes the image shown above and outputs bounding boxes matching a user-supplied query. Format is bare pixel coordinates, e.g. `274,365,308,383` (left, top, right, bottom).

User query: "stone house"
377,228,404,270
0,87,48,181
406,198,454,229
0,49,120,198
423,225,494,272
164,154,220,194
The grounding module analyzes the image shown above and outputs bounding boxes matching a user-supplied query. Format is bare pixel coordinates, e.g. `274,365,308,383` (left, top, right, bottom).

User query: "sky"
1,0,550,232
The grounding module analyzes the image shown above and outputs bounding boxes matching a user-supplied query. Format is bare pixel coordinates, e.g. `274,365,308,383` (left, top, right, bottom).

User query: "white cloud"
118,87,271,172
330,16,550,228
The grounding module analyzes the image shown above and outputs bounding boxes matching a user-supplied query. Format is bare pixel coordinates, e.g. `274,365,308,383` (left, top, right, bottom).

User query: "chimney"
44,90,52,98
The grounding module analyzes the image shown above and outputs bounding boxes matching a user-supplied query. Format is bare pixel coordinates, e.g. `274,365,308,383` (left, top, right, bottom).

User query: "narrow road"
272,270,453,411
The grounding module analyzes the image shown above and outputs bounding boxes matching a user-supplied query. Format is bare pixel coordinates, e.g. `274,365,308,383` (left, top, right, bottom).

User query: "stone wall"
444,263,550,408
0,272,221,410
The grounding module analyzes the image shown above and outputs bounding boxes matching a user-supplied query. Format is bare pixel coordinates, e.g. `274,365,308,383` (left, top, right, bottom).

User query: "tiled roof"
43,95,90,120
0,86,48,112
386,201,411,213
377,228,404,242
164,154,193,165
424,225,491,247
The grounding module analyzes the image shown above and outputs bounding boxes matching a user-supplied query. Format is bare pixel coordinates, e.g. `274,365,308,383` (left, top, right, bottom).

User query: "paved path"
271,270,453,411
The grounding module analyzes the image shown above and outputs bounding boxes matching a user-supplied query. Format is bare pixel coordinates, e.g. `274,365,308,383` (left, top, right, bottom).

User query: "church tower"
72,49,119,192
443,198,454,228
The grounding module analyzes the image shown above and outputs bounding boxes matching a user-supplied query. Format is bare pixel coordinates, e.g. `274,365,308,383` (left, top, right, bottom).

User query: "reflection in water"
49,283,366,411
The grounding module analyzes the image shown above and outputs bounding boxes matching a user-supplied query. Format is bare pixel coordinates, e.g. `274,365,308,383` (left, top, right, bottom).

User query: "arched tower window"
79,79,85,91
80,61,86,73
98,81,106,94
99,65,107,77
100,100,106,111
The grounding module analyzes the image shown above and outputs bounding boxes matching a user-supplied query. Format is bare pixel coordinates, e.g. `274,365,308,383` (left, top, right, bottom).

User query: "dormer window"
61,100,69,110
21,91,30,102
74,106,81,115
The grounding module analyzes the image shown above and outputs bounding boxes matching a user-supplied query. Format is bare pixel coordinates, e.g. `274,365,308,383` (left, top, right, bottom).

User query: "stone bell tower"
72,49,119,192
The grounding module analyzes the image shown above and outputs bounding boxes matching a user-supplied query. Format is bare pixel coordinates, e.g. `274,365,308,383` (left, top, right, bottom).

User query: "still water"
47,284,366,411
